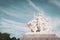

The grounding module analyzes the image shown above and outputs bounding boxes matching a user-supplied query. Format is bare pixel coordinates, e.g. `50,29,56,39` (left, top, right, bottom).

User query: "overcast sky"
0,0,60,38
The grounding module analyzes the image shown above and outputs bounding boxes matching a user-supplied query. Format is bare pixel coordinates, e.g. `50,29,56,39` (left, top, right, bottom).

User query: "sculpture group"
20,13,60,40
27,13,51,32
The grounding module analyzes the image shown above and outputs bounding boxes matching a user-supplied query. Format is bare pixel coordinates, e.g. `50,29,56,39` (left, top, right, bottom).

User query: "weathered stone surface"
20,34,60,40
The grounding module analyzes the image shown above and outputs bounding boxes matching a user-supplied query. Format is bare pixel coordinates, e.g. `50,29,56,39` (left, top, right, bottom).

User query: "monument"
20,13,60,40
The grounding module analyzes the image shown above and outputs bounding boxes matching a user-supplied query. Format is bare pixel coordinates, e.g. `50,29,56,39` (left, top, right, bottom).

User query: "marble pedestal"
20,33,60,40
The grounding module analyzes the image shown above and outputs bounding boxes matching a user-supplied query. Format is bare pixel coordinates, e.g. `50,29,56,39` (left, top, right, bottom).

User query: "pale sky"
0,0,60,38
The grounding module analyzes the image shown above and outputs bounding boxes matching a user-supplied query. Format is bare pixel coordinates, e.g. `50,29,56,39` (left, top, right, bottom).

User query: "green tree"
0,33,11,40
11,37,16,40
0,32,17,40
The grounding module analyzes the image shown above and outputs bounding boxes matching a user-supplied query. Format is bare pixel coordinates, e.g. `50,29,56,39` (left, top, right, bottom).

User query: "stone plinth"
20,33,60,40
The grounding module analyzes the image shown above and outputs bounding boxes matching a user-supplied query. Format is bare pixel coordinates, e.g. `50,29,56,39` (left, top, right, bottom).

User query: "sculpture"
27,13,51,32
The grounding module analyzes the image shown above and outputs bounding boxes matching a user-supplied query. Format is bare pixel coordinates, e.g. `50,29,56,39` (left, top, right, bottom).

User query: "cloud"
26,0,44,12
44,15,60,37
51,18,60,29
0,18,30,38
0,14,60,38
49,0,60,8
1,8,31,21
1,8,21,19
26,0,40,11
55,32,60,37
49,17,60,37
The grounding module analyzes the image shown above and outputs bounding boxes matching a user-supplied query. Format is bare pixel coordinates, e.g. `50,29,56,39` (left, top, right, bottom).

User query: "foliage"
0,32,20,40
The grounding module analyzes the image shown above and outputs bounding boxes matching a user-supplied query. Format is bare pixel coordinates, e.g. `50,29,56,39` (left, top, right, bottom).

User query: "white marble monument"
27,13,52,34
20,13,60,40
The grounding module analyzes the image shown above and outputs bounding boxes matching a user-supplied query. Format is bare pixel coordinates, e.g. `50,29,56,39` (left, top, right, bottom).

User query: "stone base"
20,33,60,40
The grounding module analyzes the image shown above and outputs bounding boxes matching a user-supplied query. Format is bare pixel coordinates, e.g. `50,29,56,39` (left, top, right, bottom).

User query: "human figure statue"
27,13,51,32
